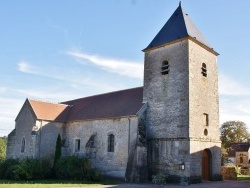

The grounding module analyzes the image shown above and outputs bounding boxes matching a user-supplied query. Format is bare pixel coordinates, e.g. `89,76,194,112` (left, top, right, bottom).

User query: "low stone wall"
221,166,236,180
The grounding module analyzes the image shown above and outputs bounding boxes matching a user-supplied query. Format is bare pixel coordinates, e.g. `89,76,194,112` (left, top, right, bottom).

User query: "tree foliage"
0,136,7,160
220,121,250,148
54,134,61,167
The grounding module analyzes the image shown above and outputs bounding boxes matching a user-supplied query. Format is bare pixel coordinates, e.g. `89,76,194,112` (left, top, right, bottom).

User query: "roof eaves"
64,115,138,123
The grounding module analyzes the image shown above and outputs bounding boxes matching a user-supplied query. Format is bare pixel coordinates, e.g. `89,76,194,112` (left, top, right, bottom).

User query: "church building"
7,3,221,183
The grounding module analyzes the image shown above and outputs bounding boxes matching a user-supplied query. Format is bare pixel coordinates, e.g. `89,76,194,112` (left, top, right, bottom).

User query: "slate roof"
228,143,250,157
62,87,144,121
28,99,71,122
143,2,217,54
25,87,144,122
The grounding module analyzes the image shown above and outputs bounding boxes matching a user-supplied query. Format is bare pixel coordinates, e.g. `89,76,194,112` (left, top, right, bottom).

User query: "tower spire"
179,1,181,6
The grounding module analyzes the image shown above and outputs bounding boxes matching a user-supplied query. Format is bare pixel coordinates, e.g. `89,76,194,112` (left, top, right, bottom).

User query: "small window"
75,139,80,152
21,137,25,153
161,61,169,75
108,134,114,152
203,113,209,126
240,157,243,163
204,129,208,136
201,63,207,77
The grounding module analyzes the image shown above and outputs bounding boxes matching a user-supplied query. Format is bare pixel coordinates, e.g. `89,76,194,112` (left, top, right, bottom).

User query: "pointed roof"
143,2,218,55
28,99,71,122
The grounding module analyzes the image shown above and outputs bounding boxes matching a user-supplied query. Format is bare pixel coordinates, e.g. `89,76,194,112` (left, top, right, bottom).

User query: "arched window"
161,60,169,75
201,63,207,77
108,134,114,152
21,137,25,153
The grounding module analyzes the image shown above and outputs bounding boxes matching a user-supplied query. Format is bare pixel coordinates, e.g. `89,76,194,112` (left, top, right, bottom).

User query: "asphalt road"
84,180,250,188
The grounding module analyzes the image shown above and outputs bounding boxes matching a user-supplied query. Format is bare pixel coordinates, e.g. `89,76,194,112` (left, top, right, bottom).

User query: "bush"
0,158,52,180
55,156,101,181
152,173,167,184
0,158,19,179
211,174,223,181
189,176,202,184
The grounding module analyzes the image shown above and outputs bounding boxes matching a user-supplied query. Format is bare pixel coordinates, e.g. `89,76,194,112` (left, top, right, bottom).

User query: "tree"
220,121,250,148
0,136,7,160
54,134,61,167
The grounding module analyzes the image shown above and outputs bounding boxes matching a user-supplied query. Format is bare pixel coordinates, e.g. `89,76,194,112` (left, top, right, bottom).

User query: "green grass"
237,175,250,181
0,179,120,188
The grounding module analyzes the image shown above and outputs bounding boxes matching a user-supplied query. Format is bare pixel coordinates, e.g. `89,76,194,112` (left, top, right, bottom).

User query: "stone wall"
10,100,36,159
143,38,221,179
235,151,249,167
143,40,189,139
6,100,63,159
6,129,16,159
64,116,139,179
221,166,236,180
188,40,221,176
188,40,220,141
143,40,190,178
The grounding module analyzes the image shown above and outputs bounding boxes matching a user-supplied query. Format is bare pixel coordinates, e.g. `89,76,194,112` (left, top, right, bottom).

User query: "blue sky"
1,0,250,136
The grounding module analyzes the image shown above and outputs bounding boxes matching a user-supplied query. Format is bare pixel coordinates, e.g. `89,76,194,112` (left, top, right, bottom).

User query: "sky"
1,0,250,136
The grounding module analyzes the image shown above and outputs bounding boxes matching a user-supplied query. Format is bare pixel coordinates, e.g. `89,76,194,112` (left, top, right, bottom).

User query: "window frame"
75,139,81,152
107,134,115,152
21,137,25,153
161,60,169,75
201,63,207,77
203,113,209,126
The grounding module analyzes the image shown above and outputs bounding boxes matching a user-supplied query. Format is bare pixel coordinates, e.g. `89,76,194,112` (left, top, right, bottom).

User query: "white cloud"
18,61,37,74
67,51,143,79
220,98,250,129
219,74,250,96
218,73,250,128
16,60,121,92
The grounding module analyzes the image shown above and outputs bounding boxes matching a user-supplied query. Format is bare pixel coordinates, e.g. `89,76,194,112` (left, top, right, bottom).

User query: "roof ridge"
28,98,69,106
62,86,143,103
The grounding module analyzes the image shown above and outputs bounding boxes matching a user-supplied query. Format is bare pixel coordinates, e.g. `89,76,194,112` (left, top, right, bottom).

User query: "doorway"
202,149,211,180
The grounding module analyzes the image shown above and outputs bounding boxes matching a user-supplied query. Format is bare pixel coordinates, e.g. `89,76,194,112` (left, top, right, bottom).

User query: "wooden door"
202,149,210,180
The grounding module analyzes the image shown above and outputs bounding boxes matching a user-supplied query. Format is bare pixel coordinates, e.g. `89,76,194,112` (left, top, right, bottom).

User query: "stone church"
7,3,221,182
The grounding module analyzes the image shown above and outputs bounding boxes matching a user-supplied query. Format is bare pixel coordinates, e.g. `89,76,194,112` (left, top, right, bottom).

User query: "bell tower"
143,2,221,182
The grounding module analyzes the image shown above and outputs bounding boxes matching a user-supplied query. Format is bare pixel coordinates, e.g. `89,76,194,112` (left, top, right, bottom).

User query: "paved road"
85,180,250,188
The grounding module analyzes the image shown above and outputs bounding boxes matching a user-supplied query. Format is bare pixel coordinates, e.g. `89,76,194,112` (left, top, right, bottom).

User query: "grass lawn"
0,179,119,188
237,175,250,181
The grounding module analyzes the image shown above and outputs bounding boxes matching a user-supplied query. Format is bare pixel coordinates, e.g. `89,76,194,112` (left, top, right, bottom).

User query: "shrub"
211,174,223,181
152,173,167,184
189,176,202,184
0,158,19,179
0,158,52,180
235,165,241,175
54,134,61,168
55,156,101,181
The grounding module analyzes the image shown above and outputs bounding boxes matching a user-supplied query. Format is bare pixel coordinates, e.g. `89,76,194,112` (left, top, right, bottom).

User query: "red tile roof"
27,87,144,122
28,99,71,122
62,87,144,121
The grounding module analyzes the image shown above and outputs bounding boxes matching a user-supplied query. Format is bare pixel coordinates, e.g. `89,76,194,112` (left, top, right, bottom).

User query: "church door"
202,149,211,180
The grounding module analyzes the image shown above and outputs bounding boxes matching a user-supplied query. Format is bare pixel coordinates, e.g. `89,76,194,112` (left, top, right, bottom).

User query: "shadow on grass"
0,179,121,185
